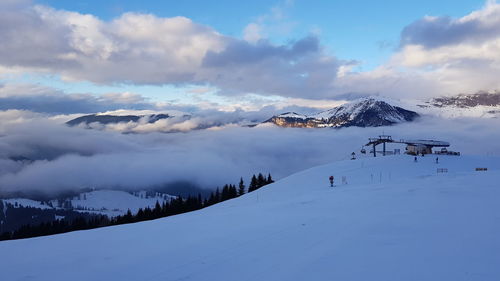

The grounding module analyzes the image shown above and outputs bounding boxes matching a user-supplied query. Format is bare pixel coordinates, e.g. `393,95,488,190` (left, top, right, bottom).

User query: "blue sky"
37,0,484,69
1,0,499,113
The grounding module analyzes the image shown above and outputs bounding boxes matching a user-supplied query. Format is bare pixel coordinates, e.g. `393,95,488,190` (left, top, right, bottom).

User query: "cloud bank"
1,110,500,197
0,83,154,114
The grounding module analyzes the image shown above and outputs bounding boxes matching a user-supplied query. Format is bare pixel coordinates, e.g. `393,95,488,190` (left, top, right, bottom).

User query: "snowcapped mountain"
1,154,499,280
418,91,500,118
265,98,419,128
429,91,500,108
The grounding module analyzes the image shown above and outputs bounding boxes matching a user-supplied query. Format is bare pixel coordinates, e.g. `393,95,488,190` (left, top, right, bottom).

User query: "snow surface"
2,198,53,210
276,112,308,119
68,190,175,217
306,98,408,124
1,155,500,281
3,190,175,217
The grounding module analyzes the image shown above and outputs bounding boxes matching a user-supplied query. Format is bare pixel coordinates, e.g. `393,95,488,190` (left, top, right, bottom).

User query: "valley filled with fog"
1,109,499,198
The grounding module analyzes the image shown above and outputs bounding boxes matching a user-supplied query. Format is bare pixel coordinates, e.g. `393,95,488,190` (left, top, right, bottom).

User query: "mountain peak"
266,98,419,128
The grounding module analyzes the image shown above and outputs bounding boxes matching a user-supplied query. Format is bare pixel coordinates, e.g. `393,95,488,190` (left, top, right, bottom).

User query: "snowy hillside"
1,155,499,281
412,92,500,118
68,190,175,217
4,190,175,217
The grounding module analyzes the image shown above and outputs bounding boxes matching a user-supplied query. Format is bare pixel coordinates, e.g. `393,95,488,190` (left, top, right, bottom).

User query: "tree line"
0,173,274,241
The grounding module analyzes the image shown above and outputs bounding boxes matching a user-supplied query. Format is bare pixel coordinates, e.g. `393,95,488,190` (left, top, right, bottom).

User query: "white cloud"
0,2,344,100
2,0,500,104
243,23,263,43
332,1,500,99
0,82,153,114
1,111,500,196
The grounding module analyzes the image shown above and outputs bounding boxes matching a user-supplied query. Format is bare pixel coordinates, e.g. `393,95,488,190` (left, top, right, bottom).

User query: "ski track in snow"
0,154,499,281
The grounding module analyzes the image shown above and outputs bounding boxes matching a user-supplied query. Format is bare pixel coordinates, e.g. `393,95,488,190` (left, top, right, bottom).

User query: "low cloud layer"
1,110,500,197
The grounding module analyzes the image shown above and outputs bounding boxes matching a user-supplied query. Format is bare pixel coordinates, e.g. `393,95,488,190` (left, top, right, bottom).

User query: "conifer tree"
266,173,274,184
257,173,266,188
248,175,258,192
215,188,221,203
238,177,245,196
229,184,237,199
221,184,230,201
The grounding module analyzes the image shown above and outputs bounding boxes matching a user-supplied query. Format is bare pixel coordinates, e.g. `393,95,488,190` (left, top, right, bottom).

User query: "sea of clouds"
1,109,499,198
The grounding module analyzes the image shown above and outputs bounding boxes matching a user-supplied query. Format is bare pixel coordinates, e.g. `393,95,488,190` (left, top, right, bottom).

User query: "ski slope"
1,155,499,281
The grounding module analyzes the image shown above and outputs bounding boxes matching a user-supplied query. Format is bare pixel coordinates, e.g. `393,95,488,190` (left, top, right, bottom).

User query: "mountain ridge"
66,113,172,126
265,98,419,128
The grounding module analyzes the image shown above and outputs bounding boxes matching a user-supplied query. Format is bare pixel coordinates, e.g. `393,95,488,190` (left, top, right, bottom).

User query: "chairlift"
360,147,366,154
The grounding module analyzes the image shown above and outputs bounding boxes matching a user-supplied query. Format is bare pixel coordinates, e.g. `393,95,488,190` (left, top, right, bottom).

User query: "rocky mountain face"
265,98,419,128
66,114,171,126
427,91,500,108
417,91,500,118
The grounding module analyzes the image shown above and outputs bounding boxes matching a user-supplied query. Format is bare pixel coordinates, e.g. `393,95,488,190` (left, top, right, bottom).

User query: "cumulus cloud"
0,2,345,99
0,0,343,103
2,0,500,103
243,23,263,43
400,3,500,49
0,83,154,114
0,4,224,83
331,1,500,99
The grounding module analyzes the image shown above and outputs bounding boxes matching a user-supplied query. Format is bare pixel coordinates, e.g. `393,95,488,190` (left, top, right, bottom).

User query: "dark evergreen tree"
238,177,245,196
257,173,266,188
221,184,230,201
215,188,221,203
266,173,274,184
248,175,258,192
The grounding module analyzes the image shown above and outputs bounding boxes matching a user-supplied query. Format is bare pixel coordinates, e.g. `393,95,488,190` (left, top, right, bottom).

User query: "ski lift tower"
365,135,394,157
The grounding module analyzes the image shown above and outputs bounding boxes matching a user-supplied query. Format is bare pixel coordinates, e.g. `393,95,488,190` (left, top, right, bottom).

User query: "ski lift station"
361,135,459,157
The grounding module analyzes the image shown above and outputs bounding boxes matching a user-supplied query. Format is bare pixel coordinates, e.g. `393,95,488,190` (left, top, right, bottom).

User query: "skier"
329,176,334,187
436,157,439,164
414,156,417,162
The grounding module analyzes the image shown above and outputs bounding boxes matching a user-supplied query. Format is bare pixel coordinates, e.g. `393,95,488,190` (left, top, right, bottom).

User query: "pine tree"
221,184,230,201
257,173,266,188
266,173,274,184
248,175,258,192
238,177,245,196
215,188,221,203
229,184,237,199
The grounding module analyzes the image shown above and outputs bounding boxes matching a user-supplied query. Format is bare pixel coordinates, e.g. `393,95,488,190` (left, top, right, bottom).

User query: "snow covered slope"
4,190,175,217
1,155,500,281
416,91,500,118
68,190,175,216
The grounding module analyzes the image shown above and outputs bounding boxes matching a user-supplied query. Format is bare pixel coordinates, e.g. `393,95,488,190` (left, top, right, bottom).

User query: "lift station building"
364,136,454,157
